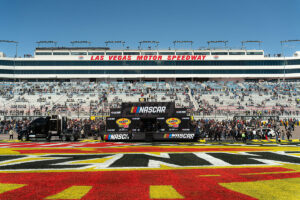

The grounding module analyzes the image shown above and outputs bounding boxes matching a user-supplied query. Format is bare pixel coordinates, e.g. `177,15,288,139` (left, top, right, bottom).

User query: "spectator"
9,129,14,140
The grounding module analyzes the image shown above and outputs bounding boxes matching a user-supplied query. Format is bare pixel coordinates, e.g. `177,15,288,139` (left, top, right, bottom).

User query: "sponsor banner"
107,102,191,134
104,133,130,140
130,106,166,114
166,117,181,128
163,133,195,139
116,118,131,128
121,102,175,117
90,55,207,61
156,116,190,132
139,97,146,102
90,115,109,120
106,117,140,132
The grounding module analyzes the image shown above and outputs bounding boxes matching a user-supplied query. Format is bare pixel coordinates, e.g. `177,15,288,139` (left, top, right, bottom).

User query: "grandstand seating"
1,80,300,119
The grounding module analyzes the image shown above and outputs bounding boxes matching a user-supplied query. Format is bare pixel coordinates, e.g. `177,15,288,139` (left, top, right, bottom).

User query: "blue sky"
0,0,299,57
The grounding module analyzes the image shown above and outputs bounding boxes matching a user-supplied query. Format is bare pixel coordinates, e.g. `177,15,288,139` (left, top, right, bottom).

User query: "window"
159,52,175,55
2,68,300,75
71,52,87,55
35,52,52,55
194,52,210,55
176,52,193,55
229,52,246,55
88,52,105,55
247,52,263,55
106,52,122,55
53,52,70,55
211,52,228,55
123,52,140,55
1,59,299,66
141,52,157,55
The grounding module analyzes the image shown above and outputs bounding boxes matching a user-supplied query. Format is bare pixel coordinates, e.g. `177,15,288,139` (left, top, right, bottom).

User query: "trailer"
18,115,80,141
103,102,197,142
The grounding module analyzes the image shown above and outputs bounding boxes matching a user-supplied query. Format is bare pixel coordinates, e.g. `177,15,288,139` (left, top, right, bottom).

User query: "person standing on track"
286,129,292,140
9,128,14,140
241,130,246,143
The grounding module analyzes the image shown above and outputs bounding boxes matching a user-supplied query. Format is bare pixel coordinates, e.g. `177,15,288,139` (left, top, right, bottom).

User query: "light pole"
280,40,300,82
105,41,125,49
0,40,18,81
36,41,57,48
280,40,300,119
138,41,160,50
0,40,18,119
241,41,262,50
173,41,193,50
70,41,91,47
207,40,228,49
0,40,18,57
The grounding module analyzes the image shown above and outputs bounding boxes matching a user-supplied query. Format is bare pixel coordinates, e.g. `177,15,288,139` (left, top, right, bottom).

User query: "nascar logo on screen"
164,133,195,139
104,134,130,140
166,118,181,127
130,106,166,114
116,118,131,128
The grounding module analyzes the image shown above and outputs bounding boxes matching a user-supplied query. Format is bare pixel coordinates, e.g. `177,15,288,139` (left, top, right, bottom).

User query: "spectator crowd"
0,117,297,141
0,80,299,141
0,80,300,119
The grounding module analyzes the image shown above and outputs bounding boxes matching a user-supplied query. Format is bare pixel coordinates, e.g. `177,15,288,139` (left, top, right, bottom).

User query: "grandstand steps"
187,87,198,110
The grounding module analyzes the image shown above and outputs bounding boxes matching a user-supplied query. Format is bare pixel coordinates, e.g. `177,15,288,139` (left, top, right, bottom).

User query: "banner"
139,98,146,102
121,102,175,117
106,117,141,132
107,116,190,133
90,55,206,61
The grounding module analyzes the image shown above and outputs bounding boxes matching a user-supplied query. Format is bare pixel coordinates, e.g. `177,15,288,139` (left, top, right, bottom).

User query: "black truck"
103,102,197,142
18,115,80,141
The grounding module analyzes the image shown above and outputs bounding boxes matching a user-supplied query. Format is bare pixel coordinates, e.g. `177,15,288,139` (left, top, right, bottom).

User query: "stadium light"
0,40,18,57
241,41,262,49
138,41,160,50
280,40,300,82
173,41,193,50
207,40,228,49
0,40,18,98
70,41,91,46
280,39,300,44
105,41,125,49
36,41,57,47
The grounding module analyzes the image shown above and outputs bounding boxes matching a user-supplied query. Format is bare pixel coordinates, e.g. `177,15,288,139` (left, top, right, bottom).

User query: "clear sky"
0,0,299,57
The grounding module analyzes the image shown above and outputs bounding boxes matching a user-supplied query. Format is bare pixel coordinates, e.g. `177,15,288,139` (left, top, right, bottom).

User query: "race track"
0,142,299,200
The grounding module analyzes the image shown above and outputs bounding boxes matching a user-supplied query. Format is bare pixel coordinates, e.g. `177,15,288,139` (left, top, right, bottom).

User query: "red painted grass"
0,167,298,200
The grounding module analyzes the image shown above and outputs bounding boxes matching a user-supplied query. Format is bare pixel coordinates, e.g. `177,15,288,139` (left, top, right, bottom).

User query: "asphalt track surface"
0,142,299,200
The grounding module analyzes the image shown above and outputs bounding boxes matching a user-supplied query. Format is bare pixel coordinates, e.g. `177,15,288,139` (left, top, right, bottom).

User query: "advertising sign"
121,102,175,117
90,55,207,61
166,118,181,128
157,116,190,132
116,118,131,128
106,117,141,132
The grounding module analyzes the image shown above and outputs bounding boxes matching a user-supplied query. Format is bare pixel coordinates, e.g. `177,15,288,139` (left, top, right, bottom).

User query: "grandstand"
0,80,299,120
1,41,300,120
